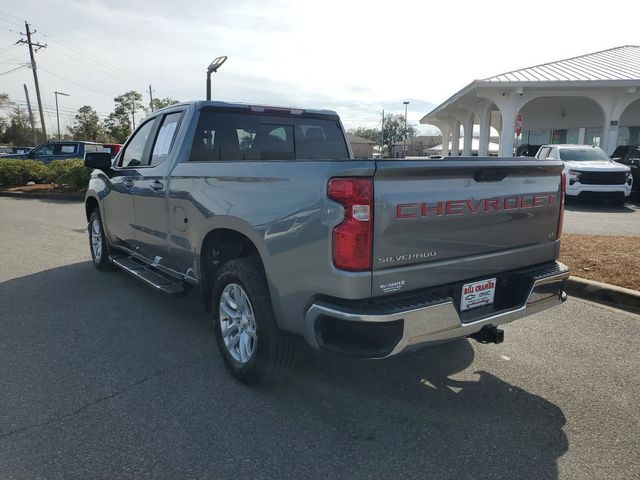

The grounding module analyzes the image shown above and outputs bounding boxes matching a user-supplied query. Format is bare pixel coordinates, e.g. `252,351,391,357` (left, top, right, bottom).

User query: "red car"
102,143,123,158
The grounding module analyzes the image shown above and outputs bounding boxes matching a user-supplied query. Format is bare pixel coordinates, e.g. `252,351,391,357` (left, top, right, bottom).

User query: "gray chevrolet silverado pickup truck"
84,101,569,384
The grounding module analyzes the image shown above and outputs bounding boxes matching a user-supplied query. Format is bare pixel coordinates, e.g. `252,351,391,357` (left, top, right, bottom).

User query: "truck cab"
3,141,103,163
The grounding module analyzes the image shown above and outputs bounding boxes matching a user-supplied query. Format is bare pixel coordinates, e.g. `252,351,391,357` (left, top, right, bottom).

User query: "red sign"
515,112,523,136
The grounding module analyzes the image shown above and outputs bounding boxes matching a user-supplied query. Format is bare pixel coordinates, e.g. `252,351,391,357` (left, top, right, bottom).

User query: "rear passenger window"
546,149,558,160
84,145,101,153
149,112,183,166
190,110,348,161
56,144,78,155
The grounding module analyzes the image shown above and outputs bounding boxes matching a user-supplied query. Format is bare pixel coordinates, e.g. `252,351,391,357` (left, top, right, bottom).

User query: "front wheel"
212,257,295,384
88,209,113,271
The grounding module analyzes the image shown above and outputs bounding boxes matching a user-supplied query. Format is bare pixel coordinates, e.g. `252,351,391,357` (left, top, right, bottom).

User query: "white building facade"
420,46,640,156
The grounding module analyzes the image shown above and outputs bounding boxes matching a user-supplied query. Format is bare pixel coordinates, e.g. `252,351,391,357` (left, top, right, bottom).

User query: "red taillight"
557,172,566,239
327,177,373,271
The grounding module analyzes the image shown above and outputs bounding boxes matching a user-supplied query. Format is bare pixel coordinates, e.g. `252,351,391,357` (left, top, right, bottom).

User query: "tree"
70,106,104,142
113,91,144,129
349,127,380,143
382,113,417,155
103,110,131,144
150,97,179,111
0,107,43,145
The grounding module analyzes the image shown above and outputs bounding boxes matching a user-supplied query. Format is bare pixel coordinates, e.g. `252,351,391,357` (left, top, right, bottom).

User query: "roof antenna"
206,56,227,101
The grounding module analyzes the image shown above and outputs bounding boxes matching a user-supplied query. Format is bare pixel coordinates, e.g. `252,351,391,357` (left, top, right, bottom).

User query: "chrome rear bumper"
305,262,569,358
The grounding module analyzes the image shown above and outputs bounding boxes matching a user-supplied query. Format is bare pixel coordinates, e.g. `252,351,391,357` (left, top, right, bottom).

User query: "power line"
38,30,180,99
0,17,21,28
0,52,29,64
0,44,19,55
38,67,116,98
0,64,28,76
8,97,113,118
43,40,144,93
0,9,24,22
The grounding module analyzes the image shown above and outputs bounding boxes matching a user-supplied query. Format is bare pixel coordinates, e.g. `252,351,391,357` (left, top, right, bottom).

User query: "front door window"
32,144,55,156
119,121,155,167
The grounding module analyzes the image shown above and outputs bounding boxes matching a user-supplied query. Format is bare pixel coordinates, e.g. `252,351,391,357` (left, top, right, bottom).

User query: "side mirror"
84,151,113,170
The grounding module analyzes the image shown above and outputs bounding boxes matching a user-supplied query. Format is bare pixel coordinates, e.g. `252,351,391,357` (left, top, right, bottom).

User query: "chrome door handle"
123,178,134,188
149,180,164,191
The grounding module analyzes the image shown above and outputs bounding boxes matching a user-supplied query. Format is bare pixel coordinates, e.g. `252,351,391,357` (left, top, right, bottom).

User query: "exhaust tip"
561,291,568,302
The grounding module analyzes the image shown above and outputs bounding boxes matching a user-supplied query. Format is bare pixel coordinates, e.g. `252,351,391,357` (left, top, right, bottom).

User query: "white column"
498,103,517,157
578,127,586,145
451,121,461,156
601,116,619,154
478,108,491,156
440,124,451,156
462,114,474,156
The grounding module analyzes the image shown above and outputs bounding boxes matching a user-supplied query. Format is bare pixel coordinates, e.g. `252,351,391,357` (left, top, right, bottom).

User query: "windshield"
559,147,610,161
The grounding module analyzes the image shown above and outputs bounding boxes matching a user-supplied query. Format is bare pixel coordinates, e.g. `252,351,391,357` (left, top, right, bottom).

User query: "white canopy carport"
421,46,640,156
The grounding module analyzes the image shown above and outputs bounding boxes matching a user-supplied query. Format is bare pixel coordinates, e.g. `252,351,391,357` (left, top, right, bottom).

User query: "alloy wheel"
218,283,257,364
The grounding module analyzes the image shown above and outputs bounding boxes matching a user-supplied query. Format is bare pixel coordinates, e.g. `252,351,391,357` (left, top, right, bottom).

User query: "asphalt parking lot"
1,197,639,480
563,198,640,236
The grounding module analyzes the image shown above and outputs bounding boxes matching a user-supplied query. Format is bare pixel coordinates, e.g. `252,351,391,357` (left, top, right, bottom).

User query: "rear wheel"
212,257,295,384
88,209,113,271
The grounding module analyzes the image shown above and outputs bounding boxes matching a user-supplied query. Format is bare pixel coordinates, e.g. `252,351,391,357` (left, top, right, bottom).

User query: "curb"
0,191,84,202
565,276,640,315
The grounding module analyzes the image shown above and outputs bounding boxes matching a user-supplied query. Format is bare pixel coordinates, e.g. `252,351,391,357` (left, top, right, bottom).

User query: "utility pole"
403,101,410,157
17,22,47,139
380,110,385,158
54,91,69,140
23,84,37,145
148,84,154,112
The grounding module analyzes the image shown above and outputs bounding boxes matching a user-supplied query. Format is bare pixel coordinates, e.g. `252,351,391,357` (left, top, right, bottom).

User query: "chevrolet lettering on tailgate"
396,193,557,219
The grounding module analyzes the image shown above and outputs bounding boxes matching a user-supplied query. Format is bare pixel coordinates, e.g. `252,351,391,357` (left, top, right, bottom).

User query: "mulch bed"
560,234,639,290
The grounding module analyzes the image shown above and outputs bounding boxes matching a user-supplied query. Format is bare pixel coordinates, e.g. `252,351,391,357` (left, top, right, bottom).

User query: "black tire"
88,209,113,271
212,257,295,384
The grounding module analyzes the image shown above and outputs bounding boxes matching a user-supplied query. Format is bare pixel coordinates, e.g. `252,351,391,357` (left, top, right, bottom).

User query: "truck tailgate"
372,158,564,295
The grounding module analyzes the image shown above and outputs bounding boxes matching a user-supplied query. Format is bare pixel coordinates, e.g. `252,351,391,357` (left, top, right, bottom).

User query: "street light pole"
54,91,69,141
206,56,227,100
403,101,409,157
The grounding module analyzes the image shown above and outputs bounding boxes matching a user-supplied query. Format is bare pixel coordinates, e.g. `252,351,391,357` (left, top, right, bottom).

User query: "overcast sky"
0,0,638,135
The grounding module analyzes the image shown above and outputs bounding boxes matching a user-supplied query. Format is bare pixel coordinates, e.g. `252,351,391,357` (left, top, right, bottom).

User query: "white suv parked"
535,145,633,204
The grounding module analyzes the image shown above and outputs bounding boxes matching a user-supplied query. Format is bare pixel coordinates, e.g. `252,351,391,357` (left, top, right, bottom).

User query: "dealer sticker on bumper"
461,278,496,311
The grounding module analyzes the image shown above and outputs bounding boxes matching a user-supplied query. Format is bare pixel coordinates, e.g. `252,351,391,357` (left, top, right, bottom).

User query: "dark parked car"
2,141,103,163
611,145,640,192
516,144,542,157
0,145,33,156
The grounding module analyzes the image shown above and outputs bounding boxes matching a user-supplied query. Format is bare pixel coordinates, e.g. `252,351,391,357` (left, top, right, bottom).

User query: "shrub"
47,159,90,191
0,158,90,191
0,159,30,186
